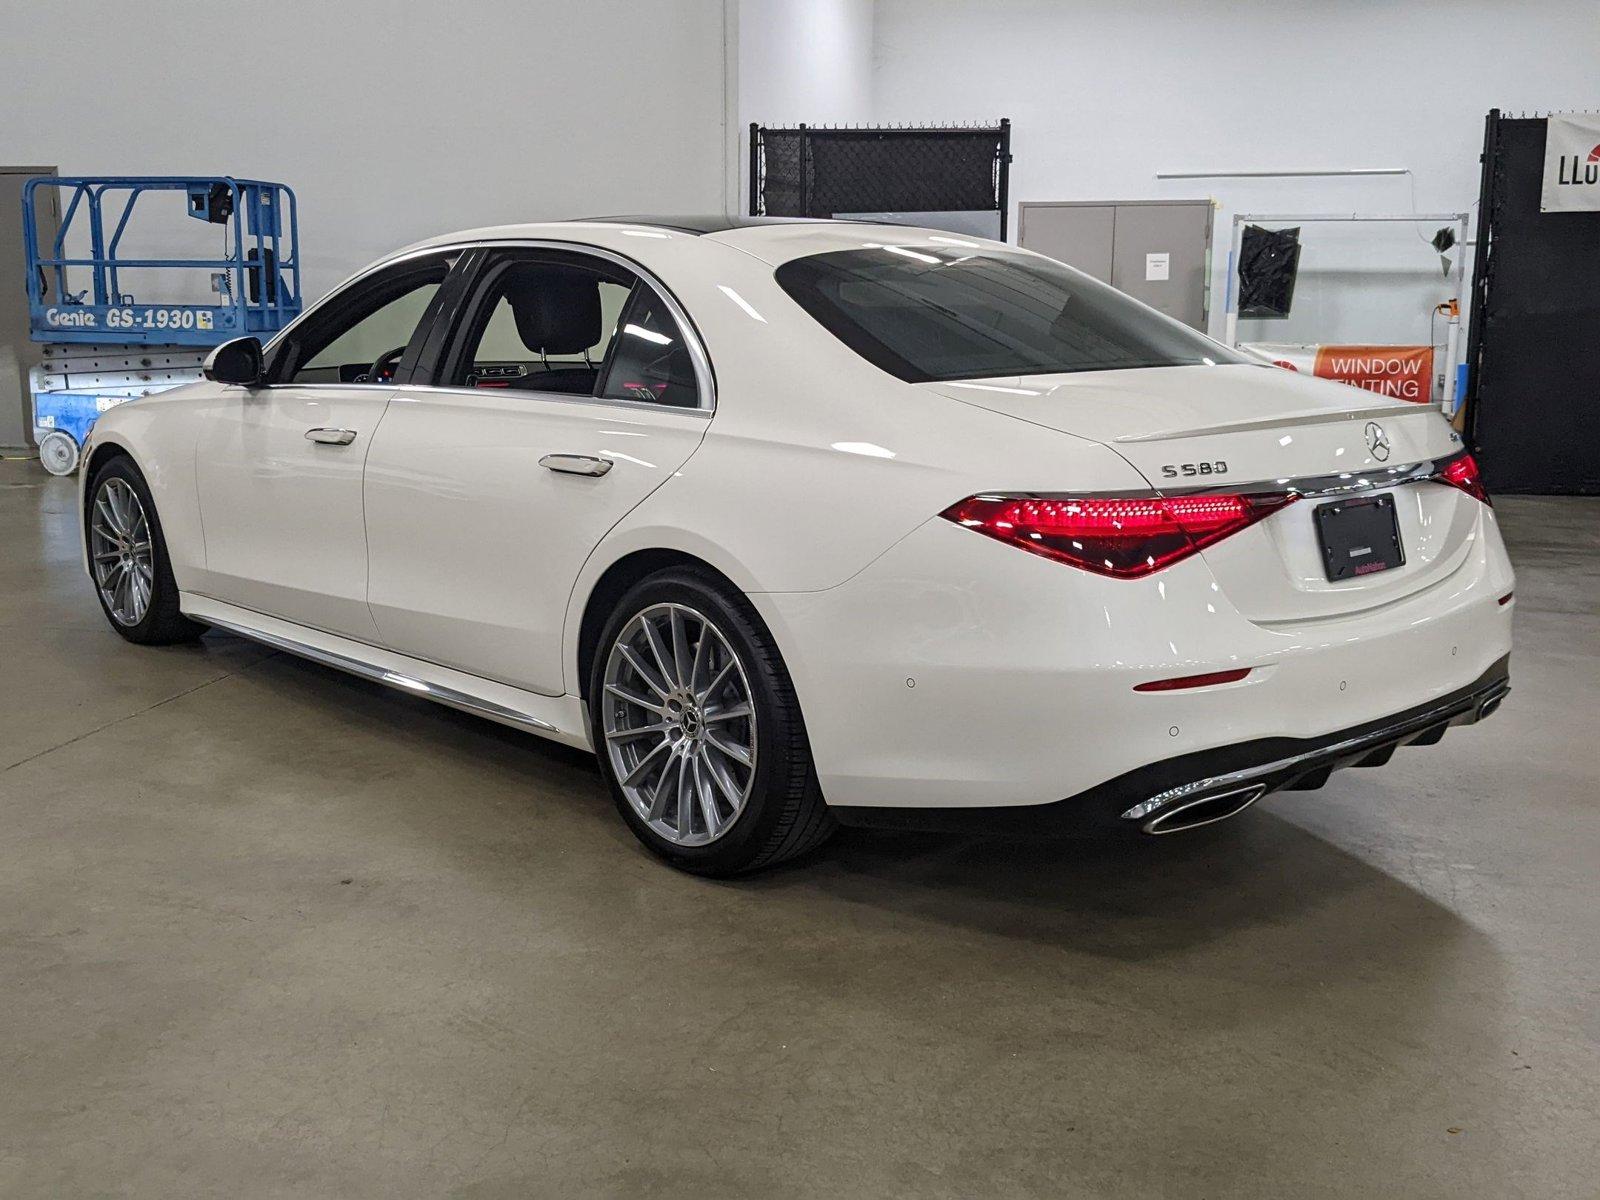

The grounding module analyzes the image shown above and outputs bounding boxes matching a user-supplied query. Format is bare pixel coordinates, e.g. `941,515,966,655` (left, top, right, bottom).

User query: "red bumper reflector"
1498,591,1514,606
1134,668,1253,692
940,492,1296,578
1436,451,1491,506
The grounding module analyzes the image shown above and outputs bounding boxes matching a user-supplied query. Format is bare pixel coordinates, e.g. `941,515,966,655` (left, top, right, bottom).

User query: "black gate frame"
749,120,1013,240
1461,110,1500,441
1464,108,1600,494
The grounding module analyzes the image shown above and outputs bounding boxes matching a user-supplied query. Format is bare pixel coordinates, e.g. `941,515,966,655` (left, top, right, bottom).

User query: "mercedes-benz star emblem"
1365,421,1391,462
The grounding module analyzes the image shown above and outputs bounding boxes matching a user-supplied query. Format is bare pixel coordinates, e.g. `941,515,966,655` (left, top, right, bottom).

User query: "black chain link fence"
750,121,1012,238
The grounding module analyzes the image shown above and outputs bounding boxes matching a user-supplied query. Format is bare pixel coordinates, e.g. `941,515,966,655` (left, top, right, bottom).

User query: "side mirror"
203,336,264,386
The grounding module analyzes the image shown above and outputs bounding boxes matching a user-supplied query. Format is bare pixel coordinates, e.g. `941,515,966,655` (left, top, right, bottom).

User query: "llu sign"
1541,113,1600,212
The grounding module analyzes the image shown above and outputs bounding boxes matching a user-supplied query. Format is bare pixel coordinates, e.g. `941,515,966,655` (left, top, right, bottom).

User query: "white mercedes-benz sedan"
78,216,1514,874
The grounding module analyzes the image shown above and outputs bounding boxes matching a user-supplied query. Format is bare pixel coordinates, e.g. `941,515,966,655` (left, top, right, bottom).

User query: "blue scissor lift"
24,176,303,473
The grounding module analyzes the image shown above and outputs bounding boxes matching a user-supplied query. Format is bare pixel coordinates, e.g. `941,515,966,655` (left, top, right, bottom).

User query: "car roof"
393,217,1018,269
578,214,867,235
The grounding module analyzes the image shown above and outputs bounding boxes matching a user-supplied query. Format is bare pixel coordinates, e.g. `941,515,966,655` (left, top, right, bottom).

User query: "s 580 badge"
1161,461,1228,479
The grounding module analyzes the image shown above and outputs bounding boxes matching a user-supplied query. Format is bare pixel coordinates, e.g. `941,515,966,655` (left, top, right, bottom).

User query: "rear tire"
589,568,835,876
86,456,205,645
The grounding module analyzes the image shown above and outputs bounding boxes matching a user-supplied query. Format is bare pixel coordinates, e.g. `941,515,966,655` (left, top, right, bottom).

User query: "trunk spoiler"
1112,403,1423,444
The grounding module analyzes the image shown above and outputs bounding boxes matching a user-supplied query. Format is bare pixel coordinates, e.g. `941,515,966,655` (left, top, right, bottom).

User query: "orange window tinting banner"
1312,345,1434,403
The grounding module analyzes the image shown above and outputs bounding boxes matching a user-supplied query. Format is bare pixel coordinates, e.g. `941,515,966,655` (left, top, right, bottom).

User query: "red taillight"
1436,452,1490,506
940,491,1297,578
1134,668,1252,692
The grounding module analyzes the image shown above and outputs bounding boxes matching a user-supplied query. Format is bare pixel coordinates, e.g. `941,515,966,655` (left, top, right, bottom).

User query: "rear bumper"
830,656,1510,834
753,503,1515,815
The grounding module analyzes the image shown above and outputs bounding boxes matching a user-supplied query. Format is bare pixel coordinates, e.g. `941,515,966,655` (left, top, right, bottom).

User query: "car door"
193,250,461,640
363,244,712,696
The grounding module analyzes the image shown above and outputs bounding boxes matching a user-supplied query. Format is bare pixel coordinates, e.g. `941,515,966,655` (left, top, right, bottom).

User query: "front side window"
271,254,453,384
774,246,1245,383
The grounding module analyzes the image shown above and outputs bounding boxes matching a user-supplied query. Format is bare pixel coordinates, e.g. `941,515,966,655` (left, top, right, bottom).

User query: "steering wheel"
367,345,408,383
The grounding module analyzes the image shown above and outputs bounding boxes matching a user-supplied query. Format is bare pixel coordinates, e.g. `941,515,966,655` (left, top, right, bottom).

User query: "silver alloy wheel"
601,602,758,847
89,477,155,627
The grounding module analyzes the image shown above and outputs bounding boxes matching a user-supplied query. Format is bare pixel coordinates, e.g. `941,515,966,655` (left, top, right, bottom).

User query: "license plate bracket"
1314,494,1405,581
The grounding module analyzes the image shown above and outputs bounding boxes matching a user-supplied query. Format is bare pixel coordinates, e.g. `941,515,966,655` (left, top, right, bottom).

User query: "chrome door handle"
306,427,357,446
540,453,612,477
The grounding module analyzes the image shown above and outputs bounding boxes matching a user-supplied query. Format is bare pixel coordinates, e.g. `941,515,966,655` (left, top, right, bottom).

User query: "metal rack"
1222,211,1470,413
22,176,303,474
24,175,301,345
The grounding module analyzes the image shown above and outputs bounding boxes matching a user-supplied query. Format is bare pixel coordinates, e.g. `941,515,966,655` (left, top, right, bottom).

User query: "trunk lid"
927,364,1479,622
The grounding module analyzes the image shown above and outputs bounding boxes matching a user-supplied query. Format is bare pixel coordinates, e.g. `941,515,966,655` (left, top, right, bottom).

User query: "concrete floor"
1,456,1596,1199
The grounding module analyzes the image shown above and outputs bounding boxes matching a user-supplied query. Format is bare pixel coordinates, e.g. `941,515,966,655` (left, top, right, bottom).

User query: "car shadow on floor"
764,815,1459,959
227,635,1478,968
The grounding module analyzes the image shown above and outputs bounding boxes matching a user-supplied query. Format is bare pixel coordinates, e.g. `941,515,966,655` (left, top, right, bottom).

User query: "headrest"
502,265,602,355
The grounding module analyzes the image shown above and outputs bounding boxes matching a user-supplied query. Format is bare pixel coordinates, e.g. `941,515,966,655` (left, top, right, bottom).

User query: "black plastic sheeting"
1236,224,1301,319
1466,113,1600,494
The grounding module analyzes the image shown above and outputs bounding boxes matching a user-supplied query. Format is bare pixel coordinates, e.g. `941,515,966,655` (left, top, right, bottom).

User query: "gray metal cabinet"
0,167,59,451
1018,199,1213,331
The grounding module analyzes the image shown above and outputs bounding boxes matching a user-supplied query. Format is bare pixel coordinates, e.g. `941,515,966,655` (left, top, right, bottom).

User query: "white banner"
1541,113,1600,212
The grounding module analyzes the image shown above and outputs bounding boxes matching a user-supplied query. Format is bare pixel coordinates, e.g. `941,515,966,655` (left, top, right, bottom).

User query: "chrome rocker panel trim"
203,614,559,733
180,595,592,748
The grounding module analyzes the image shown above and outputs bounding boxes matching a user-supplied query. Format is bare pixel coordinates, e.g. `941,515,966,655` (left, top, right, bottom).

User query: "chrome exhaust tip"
1476,689,1508,721
1140,783,1268,835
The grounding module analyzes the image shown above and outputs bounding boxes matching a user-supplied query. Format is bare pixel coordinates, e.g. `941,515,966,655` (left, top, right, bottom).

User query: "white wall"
740,0,875,126
0,0,732,300
872,0,1600,338
737,0,876,208
8,0,1594,338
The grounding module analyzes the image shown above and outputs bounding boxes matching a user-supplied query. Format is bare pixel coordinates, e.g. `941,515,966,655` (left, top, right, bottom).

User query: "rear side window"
597,286,700,408
445,257,633,395
774,246,1244,383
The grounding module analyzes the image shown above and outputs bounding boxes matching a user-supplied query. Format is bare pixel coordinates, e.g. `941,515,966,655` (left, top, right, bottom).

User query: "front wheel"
590,569,835,876
86,457,205,645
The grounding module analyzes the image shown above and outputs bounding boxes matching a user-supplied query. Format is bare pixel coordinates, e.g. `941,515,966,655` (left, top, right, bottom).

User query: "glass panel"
299,284,440,382
598,287,699,408
775,246,1245,384
282,254,453,385
452,263,631,394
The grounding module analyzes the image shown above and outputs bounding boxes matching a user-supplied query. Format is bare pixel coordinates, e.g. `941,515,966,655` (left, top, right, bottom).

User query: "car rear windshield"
774,245,1246,383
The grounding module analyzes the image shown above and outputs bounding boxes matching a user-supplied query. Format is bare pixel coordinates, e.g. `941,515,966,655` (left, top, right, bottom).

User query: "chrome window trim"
389,383,713,419
261,238,717,413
